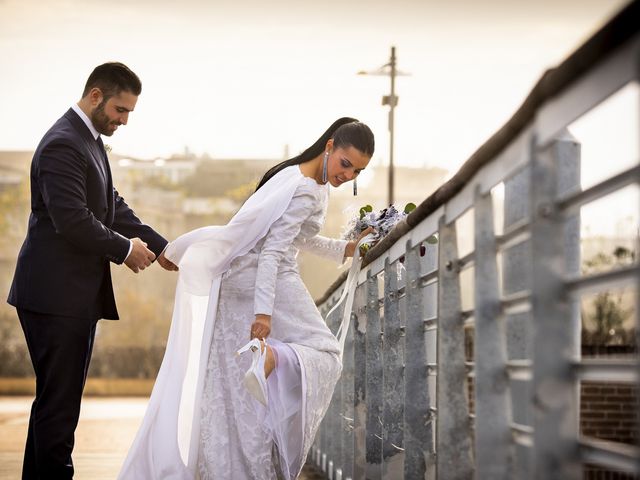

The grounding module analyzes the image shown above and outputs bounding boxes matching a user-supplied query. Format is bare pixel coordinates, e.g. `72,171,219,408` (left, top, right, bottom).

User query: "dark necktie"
95,136,110,181
96,136,108,161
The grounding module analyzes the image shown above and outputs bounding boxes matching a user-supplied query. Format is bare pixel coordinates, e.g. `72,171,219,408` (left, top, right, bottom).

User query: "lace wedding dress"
198,177,346,479
118,166,346,480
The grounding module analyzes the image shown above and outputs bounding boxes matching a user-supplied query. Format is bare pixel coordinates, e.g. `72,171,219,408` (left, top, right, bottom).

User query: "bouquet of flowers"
343,202,437,256
330,203,438,349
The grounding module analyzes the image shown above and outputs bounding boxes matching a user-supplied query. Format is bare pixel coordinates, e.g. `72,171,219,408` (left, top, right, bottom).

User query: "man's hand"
124,238,156,273
157,250,179,272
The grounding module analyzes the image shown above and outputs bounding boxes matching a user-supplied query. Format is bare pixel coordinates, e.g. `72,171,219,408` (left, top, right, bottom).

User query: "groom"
7,62,177,479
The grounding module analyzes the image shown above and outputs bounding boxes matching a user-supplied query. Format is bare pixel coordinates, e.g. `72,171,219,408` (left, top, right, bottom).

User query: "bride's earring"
353,178,358,196
322,152,329,184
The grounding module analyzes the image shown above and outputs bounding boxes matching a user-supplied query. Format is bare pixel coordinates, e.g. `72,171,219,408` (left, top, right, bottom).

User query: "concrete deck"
0,396,323,479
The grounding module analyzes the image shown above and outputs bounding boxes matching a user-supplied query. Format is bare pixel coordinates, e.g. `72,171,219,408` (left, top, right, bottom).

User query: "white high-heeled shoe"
236,338,268,406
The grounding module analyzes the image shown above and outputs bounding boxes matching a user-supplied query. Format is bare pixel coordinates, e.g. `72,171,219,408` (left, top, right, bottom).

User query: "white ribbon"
325,233,376,358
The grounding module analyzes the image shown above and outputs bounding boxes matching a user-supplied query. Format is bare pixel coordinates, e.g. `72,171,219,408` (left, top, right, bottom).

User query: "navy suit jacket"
8,108,168,320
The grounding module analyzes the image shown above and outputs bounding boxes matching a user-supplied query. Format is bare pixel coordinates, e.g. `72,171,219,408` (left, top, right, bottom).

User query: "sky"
0,0,632,174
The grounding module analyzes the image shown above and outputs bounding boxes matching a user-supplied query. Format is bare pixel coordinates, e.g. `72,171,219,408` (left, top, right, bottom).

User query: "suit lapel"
64,109,109,185
63,109,116,226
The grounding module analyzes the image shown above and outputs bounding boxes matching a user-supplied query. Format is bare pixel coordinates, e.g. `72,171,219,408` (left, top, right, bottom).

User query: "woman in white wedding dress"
118,118,374,479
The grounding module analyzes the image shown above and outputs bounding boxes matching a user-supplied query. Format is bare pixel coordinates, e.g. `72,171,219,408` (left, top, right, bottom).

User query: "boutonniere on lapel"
104,144,112,154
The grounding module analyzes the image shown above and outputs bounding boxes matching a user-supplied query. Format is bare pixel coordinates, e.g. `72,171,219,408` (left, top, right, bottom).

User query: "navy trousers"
18,309,98,480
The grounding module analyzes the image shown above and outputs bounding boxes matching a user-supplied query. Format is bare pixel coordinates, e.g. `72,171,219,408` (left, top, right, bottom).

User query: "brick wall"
460,338,638,478
581,382,638,444
581,382,639,480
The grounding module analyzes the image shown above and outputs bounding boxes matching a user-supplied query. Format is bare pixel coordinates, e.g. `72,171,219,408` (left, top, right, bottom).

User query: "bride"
118,117,374,479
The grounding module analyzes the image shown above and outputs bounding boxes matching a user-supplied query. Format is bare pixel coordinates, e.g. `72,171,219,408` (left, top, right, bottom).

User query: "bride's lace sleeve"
253,185,317,316
295,235,348,264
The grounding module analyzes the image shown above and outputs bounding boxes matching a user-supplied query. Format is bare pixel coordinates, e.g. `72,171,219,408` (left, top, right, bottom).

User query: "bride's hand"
157,250,179,271
250,314,271,339
345,227,376,257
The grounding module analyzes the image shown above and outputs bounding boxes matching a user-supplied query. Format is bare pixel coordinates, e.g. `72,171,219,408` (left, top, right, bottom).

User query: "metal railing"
312,2,640,479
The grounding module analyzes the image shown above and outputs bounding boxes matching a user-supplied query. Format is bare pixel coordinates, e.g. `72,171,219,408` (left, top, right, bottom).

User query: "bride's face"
326,144,371,188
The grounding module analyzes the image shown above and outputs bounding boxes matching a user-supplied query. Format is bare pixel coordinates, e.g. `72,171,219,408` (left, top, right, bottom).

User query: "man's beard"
91,101,118,136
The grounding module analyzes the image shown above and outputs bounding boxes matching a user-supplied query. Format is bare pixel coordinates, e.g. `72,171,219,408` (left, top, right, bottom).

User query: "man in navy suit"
8,62,177,479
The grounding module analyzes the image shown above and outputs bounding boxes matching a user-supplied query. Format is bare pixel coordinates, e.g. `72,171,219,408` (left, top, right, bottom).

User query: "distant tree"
613,245,634,262
581,246,635,346
225,181,258,203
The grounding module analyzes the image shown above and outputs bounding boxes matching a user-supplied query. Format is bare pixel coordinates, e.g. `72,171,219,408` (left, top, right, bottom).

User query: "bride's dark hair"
255,117,375,191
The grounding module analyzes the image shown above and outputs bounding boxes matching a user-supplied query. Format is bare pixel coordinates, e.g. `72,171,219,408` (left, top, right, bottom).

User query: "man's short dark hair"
82,62,142,99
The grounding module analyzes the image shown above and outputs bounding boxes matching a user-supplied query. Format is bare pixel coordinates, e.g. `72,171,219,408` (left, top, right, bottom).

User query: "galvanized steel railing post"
365,271,383,479
555,131,582,469
334,307,345,478
327,302,342,478
530,134,581,479
341,306,357,480
555,130,582,364
404,240,434,478
353,282,368,479
382,258,405,478
503,164,534,477
437,216,474,479
473,186,514,478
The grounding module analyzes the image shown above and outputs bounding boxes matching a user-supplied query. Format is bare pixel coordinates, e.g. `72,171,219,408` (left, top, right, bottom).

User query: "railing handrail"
316,0,639,306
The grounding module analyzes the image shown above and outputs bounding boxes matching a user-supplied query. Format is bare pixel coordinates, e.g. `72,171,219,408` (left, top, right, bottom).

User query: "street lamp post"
358,46,408,206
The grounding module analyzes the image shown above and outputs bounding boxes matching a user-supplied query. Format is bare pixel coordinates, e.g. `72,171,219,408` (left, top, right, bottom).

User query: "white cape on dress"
118,166,308,479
